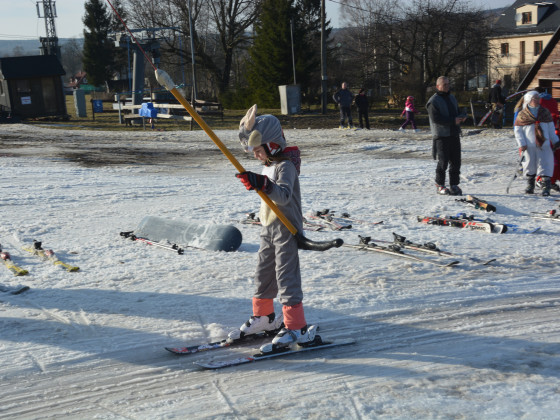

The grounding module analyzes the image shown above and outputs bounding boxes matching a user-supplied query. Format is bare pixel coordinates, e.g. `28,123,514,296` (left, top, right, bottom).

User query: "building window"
520,41,525,64
501,43,509,56
522,12,532,24
534,41,543,56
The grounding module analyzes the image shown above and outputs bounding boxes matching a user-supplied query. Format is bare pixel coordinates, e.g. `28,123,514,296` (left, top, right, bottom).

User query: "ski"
313,209,383,227
390,233,496,265
307,210,353,230
337,212,383,226
477,110,493,127
243,213,325,231
22,240,79,272
530,209,560,221
165,329,283,355
343,236,459,267
194,337,355,369
456,195,497,212
418,214,507,234
120,231,185,254
0,284,30,295
0,245,29,276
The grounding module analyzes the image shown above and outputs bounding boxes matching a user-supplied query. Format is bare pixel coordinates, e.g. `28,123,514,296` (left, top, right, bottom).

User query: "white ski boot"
259,325,319,353
227,313,284,342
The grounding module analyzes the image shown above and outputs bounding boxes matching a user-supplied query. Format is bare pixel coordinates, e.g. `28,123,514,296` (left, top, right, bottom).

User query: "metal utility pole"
188,0,198,102
321,0,328,114
290,18,297,85
36,0,60,59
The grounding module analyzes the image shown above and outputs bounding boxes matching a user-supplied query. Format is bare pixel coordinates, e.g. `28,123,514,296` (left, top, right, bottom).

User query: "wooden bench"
194,100,224,120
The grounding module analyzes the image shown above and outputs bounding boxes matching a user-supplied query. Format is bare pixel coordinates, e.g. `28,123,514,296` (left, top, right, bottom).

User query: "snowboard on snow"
134,216,243,252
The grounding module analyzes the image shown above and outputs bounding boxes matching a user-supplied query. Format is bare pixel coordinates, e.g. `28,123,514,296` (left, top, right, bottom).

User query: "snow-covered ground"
0,123,559,419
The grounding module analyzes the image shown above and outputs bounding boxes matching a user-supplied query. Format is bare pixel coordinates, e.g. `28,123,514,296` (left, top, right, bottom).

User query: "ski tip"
165,346,194,355
9,286,30,295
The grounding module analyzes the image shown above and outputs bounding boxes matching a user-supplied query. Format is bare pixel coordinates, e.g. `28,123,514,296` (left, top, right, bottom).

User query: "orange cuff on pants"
282,303,306,330
252,297,274,317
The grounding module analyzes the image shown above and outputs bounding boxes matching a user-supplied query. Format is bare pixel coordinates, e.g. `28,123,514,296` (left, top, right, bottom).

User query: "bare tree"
122,0,260,97
61,38,84,77
334,0,495,102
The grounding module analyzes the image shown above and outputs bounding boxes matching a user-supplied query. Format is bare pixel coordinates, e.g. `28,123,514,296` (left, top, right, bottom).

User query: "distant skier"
399,96,419,132
514,91,559,196
535,91,560,192
333,82,354,129
488,79,505,129
354,88,370,130
231,105,317,350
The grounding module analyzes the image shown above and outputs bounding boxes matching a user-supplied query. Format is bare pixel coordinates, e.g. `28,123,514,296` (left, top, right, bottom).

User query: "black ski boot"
449,185,462,196
542,176,552,196
525,174,536,194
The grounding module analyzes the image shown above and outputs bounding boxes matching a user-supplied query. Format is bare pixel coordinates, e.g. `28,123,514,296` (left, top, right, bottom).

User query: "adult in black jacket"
354,88,370,129
426,76,467,196
333,82,354,129
489,80,506,128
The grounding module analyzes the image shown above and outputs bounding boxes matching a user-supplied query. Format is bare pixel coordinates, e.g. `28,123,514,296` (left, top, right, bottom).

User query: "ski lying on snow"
366,233,496,265
530,209,560,221
344,236,459,267
194,337,355,369
0,244,29,276
306,211,353,231
418,214,507,234
166,329,283,355
307,209,383,230
22,240,79,272
0,284,30,295
242,213,324,231
456,195,496,212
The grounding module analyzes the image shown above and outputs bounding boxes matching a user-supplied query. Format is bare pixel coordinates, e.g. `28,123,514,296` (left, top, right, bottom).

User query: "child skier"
399,96,419,132
514,91,559,196
229,104,317,351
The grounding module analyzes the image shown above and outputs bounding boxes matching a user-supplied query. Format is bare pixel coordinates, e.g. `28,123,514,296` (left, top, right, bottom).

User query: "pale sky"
0,0,516,40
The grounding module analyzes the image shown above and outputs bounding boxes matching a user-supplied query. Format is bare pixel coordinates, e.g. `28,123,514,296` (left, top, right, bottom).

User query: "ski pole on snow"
106,1,342,252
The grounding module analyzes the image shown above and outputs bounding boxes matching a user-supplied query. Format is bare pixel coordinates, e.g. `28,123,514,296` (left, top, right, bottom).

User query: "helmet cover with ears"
239,104,286,155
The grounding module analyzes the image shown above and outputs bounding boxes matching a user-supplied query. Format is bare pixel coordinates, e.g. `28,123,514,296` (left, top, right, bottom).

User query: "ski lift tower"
36,0,61,59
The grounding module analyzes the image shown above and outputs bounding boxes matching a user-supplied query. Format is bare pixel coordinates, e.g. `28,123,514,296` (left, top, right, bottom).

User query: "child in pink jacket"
399,96,419,132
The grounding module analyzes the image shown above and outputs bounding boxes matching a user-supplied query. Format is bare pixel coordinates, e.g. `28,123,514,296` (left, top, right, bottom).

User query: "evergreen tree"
247,0,293,107
107,0,129,80
82,0,114,87
247,0,325,107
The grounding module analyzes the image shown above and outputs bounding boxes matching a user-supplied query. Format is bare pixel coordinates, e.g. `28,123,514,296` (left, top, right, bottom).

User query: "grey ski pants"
253,219,302,306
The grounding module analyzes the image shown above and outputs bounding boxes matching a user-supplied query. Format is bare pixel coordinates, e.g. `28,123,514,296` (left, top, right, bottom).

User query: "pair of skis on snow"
306,209,383,231
241,210,383,232
0,240,79,279
418,214,508,234
530,209,560,221
241,212,325,232
166,327,355,369
0,244,30,294
344,233,495,267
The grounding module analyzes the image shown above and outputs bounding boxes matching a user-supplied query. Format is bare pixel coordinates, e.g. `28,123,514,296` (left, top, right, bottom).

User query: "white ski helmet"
239,104,286,155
